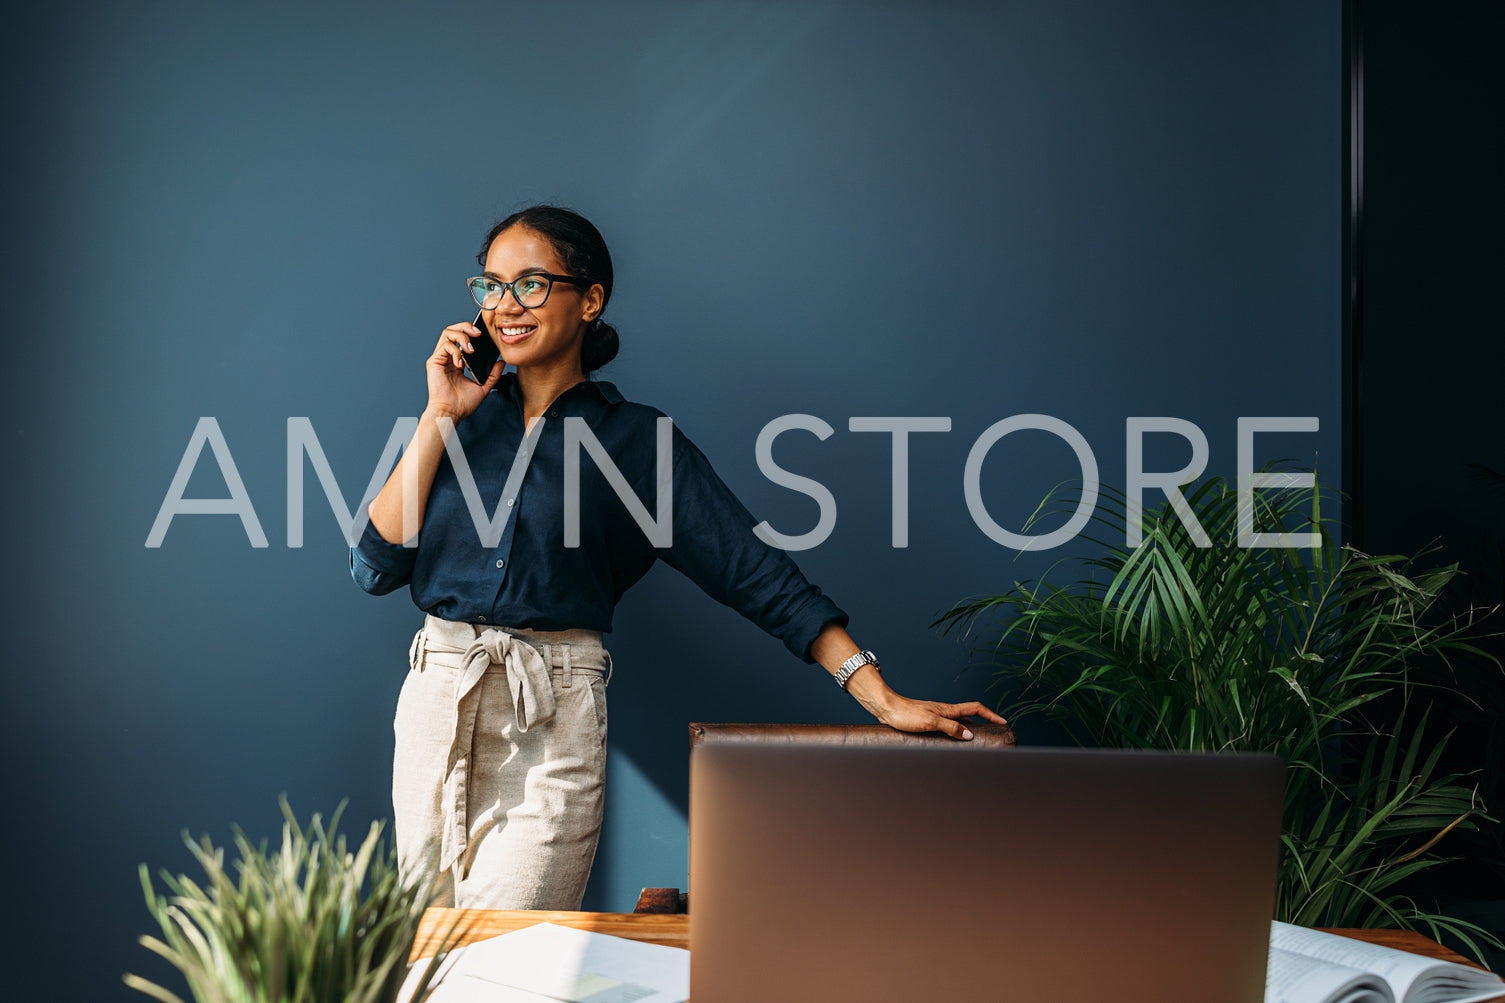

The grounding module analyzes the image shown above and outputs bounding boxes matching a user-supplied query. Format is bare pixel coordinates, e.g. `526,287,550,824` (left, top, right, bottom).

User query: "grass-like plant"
934,475,1502,959
125,799,455,1003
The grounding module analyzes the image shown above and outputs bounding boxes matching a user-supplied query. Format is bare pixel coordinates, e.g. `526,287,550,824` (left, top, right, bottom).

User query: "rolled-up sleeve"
350,520,418,596
660,430,848,662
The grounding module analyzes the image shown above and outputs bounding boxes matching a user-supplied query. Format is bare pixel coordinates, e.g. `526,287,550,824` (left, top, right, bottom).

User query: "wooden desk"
410,910,1502,1000
411,907,688,960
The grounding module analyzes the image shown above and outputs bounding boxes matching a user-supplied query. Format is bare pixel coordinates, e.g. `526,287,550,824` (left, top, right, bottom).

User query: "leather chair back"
688,720,1016,749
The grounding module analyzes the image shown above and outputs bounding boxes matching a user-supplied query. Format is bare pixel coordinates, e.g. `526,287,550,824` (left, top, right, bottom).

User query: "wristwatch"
835,649,880,690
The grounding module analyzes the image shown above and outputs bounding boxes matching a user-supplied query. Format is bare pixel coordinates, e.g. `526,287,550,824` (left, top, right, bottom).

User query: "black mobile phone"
463,310,502,385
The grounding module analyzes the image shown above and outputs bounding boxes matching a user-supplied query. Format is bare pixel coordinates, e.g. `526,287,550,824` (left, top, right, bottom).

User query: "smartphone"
462,310,502,385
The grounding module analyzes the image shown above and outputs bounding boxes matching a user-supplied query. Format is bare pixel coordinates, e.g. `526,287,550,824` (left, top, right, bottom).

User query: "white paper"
1266,945,1392,1003
1272,922,1439,1000
399,922,689,1003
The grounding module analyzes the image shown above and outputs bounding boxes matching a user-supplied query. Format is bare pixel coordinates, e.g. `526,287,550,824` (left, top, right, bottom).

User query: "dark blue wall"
2,1,1339,998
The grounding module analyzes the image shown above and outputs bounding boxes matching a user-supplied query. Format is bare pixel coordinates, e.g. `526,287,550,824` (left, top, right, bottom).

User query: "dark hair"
477,205,620,373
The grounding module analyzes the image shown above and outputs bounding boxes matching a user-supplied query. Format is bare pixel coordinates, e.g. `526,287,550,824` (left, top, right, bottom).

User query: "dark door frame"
1342,0,1363,548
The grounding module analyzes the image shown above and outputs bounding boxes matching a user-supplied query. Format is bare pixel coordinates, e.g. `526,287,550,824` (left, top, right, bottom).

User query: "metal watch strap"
835,649,879,690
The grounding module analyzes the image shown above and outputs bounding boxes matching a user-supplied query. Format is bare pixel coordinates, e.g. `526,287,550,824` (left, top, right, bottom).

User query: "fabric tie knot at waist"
443,629,553,874
461,628,556,733
420,623,558,875
411,615,607,880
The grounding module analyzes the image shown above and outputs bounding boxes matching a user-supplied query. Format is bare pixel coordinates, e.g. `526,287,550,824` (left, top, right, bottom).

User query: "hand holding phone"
463,310,502,385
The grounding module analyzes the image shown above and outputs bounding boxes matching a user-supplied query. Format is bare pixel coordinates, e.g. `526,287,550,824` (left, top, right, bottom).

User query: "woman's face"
480,225,603,375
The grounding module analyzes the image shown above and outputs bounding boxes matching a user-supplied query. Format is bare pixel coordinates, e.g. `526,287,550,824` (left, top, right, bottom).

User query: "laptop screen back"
689,744,1283,1003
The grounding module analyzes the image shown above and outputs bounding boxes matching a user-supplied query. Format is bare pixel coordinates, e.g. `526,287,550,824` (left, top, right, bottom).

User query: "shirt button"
477,615,486,622
496,559,505,569
506,498,514,507
547,409,559,419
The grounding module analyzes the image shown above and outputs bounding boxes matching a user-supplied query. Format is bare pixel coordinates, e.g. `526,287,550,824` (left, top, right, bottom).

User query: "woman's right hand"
426,321,503,420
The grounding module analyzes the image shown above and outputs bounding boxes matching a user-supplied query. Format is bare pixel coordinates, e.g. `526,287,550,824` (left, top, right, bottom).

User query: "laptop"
689,743,1284,1002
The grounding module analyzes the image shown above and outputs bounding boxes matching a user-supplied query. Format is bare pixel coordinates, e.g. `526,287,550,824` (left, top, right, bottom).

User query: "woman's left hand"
869,693,1009,741
809,624,1008,740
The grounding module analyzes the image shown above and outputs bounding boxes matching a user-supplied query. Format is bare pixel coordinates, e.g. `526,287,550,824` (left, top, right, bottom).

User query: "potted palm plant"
124,799,456,1003
935,475,1502,960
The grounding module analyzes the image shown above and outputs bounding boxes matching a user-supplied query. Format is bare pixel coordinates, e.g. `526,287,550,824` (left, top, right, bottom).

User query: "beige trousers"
393,614,611,910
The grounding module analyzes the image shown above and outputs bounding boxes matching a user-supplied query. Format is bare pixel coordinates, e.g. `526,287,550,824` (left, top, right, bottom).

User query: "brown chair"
687,720,1016,750
632,719,1018,913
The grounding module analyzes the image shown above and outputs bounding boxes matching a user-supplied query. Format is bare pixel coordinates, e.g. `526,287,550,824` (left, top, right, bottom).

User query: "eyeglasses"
467,272,591,310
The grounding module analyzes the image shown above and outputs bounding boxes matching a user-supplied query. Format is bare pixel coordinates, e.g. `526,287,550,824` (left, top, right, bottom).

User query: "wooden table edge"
410,906,689,962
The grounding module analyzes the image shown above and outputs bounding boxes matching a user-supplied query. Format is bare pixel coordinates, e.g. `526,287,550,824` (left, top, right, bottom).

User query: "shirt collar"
583,379,624,404
494,372,624,406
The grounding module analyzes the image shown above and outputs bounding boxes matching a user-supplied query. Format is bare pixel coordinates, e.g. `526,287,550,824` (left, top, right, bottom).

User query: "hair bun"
582,320,620,372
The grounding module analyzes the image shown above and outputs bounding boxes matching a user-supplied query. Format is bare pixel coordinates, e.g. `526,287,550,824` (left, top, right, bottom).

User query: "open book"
1267,922,1504,1003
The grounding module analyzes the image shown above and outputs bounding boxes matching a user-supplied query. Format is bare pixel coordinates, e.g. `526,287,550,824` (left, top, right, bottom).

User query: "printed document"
398,922,689,1003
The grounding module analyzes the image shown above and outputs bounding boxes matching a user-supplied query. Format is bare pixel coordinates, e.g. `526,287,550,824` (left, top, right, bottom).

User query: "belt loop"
560,644,573,689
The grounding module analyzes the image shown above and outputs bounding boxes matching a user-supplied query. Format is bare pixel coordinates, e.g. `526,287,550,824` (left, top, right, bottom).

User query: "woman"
351,205,1006,910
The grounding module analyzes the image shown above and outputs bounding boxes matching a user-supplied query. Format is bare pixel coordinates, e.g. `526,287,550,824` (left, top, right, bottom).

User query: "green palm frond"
935,474,1504,957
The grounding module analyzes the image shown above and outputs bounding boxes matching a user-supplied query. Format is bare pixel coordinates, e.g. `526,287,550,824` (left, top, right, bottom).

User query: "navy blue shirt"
350,374,848,662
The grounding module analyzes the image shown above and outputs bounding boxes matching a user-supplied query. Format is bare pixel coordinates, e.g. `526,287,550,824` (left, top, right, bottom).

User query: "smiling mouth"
498,324,537,344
